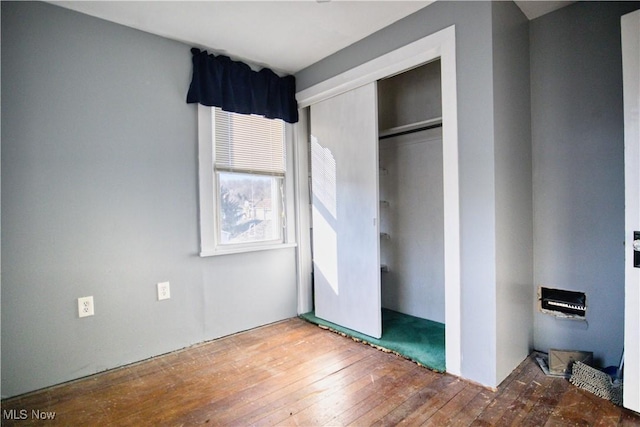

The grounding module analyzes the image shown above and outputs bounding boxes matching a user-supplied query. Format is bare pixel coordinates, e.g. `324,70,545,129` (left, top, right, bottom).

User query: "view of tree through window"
218,172,282,244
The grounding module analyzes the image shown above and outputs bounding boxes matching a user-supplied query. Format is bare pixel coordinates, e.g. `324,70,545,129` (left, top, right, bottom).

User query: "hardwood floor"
2,318,639,426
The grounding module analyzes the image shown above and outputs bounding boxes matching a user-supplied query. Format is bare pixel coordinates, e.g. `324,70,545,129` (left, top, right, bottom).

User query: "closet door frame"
294,25,461,376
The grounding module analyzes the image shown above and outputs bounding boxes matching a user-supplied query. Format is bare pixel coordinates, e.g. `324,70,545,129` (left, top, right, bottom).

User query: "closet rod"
379,117,442,140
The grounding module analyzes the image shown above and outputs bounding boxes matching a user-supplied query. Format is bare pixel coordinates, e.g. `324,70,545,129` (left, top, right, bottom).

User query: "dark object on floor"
570,360,623,406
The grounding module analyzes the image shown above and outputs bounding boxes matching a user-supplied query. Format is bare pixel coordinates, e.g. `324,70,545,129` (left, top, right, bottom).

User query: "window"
217,172,282,244
198,106,295,256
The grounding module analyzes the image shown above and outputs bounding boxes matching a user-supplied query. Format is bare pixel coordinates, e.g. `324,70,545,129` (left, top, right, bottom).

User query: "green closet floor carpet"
300,309,445,372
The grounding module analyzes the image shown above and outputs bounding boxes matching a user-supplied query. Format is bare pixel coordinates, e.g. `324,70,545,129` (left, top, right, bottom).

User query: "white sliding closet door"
310,82,381,338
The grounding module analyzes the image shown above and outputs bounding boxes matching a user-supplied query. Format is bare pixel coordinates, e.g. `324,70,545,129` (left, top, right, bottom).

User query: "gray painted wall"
531,1,639,368
491,1,534,383
1,1,297,398
377,60,442,131
297,1,504,387
379,130,445,323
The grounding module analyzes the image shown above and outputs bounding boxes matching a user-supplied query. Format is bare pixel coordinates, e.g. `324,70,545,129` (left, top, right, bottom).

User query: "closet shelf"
379,117,443,139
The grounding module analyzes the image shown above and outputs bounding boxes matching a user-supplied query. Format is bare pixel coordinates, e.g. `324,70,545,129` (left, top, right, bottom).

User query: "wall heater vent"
539,287,586,318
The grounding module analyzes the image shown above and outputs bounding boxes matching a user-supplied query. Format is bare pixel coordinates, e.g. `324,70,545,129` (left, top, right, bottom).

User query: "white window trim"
198,105,297,257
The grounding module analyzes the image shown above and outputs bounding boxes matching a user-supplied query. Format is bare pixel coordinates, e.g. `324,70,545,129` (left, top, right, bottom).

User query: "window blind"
213,108,286,175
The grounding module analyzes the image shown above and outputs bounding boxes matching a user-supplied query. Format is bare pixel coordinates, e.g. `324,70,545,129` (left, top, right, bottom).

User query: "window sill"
199,242,297,257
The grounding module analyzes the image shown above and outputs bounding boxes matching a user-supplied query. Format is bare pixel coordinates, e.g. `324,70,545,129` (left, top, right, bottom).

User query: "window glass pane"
218,172,282,244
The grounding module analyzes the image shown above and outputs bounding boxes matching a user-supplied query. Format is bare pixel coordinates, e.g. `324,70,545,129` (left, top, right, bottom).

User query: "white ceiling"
48,1,574,75
514,0,575,20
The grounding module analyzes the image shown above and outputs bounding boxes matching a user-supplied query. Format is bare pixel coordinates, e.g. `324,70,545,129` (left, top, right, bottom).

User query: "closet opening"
302,59,446,372
377,60,445,371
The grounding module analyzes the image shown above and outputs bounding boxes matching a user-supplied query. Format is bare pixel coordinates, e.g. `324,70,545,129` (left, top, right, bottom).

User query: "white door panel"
310,83,381,338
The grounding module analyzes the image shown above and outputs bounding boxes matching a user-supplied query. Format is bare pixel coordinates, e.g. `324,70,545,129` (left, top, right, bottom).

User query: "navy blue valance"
186,48,299,124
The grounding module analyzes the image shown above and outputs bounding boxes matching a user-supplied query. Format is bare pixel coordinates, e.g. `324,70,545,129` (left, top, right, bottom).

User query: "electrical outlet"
78,296,94,318
157,282,170,301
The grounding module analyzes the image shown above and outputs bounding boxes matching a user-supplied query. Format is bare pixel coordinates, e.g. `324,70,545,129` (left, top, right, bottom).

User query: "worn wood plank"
443,387,494,426
327,361,432,425
202,339,362,423
2,318,639,426
471,355,541,426
423,383,484,426
376,374,466,426
503,363,553,425
219,349,381,425
275,353,409,426
519,370,572,426
246,351,395,426
621,409,640,426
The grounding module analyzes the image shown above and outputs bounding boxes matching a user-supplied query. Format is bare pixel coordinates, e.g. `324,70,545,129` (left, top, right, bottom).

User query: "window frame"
198,105,296,256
